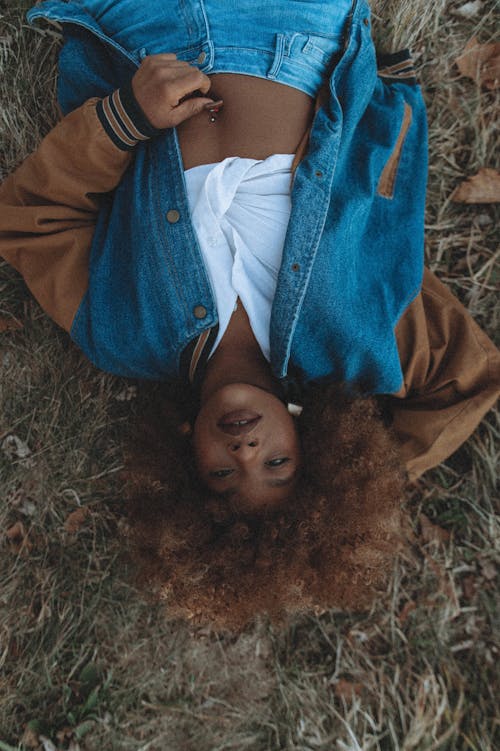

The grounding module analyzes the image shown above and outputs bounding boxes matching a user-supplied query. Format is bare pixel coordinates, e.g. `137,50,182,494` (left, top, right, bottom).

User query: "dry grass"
1,0,499,749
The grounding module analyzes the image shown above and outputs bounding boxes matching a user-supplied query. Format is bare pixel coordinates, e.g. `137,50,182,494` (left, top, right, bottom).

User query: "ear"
177,421,193,437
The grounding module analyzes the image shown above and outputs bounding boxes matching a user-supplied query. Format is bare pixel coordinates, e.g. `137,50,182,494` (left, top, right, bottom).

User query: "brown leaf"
419,514,451,545
20,726,40,749
64,506,90,534
56,727,74,743
333,678,363,699
451,168,500,204
5,521,25,540
6,521,33,553
0,316,23,333
423,554,460,614
455,36,500,89
461,575,477,600
398,599,417,623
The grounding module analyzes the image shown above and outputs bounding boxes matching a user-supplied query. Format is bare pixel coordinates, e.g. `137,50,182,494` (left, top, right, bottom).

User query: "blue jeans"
79,0,353,97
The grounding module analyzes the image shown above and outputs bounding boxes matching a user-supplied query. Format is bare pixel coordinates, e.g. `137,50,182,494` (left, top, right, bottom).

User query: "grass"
1,0,499,749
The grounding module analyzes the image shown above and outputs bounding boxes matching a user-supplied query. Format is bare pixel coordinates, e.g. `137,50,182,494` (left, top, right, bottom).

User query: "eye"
265,457,291,468
208,469,234,478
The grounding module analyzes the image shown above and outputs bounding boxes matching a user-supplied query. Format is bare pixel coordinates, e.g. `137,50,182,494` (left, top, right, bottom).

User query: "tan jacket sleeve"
0,99,133,331
391,267,500,480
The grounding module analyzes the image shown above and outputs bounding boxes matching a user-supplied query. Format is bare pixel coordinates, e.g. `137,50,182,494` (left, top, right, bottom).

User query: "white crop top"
184,153,295,360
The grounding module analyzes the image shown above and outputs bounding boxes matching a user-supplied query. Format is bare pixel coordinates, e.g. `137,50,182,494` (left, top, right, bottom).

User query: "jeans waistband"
81,0,354,98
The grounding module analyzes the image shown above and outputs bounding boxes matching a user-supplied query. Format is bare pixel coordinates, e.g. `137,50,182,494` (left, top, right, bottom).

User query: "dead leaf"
20,726,40,749
40,736,57,751
6,521,25,540
64,506,90,534
333,678,363,699
0,316,23,333
114,385,137,401
461,575,477,600
419,514,451,545
6,521,33,553
398,599,417,624
19,499,37,517
7,487,37,516
451,168,500,203
455,36,500,89
1,434,35,468
424,554,460,614
56,727,74,744
453,1,483,18
480,560,497,581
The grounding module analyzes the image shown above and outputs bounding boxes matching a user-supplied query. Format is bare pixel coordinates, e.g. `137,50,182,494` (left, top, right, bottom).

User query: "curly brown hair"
123,383,409,631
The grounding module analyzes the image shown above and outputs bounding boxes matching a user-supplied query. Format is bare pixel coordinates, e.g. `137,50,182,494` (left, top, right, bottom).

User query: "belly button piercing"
204,98,224,123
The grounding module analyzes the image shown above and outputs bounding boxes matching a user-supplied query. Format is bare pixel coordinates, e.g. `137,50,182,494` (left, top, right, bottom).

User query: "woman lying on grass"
0,0,498,629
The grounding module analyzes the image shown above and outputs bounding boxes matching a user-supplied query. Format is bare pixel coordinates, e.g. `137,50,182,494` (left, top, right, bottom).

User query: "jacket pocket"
377,102,413,199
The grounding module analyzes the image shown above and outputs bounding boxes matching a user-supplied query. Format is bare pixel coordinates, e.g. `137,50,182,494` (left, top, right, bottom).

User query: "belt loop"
267,33,286,80
202,39,214,71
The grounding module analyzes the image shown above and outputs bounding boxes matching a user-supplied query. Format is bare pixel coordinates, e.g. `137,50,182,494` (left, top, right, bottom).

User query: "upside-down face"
192,383,301,510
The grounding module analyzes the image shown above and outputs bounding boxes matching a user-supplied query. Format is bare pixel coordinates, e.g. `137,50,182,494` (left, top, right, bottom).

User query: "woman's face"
192,383,301,510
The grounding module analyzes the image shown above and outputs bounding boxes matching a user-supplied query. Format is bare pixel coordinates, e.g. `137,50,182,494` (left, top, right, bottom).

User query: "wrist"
96,79,164,151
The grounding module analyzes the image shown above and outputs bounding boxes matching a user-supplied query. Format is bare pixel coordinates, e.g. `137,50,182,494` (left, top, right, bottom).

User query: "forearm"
0,58,219,333
391,268,500,480
0,97,134,330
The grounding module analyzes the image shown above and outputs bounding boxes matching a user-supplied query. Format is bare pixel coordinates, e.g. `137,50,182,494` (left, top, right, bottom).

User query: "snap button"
166,209,180,223
315,170,323,178
197,51,206,64
363,18,370,27
291,263,300,272
193,305,207,319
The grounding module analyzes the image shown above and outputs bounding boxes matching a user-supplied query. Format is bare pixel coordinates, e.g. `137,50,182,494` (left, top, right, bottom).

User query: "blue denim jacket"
27,0,428,395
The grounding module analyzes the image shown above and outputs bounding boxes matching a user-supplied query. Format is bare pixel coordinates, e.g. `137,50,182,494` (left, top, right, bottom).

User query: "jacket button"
291,263,300,272
193,305,207,319
363,18,370,26
166,209,180,223
197,51,206,64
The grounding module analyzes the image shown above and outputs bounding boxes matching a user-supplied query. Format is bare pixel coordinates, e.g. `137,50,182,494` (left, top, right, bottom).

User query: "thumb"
170,97,223,126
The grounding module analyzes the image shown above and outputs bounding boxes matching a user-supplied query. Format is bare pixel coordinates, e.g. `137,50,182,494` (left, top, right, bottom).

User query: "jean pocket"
377,102,413,199
302,34,341,63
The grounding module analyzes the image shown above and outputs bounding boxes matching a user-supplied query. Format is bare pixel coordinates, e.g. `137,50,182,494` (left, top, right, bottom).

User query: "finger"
148,58,191,68
197,77,211,96
169,69,212,102
168,96,219,127
144,52,178,61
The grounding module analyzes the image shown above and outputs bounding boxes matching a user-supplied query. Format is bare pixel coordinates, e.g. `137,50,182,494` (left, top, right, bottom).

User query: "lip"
217,410,261,436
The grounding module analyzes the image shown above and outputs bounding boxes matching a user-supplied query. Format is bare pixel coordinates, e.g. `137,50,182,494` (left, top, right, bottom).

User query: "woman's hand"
131,53,222,129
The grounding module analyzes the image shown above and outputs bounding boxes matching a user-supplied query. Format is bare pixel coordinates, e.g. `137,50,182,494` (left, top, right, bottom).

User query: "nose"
228,437,260,461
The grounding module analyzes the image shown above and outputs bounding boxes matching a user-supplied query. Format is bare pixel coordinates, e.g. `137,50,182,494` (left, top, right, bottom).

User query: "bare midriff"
176,73,315,170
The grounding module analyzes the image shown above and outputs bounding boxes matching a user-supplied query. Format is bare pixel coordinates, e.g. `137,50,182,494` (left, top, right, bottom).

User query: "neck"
199,302,278,404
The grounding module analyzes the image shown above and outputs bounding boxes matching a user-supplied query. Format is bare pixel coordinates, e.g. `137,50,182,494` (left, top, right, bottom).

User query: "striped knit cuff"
376,50,417,85
96,79,163,151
